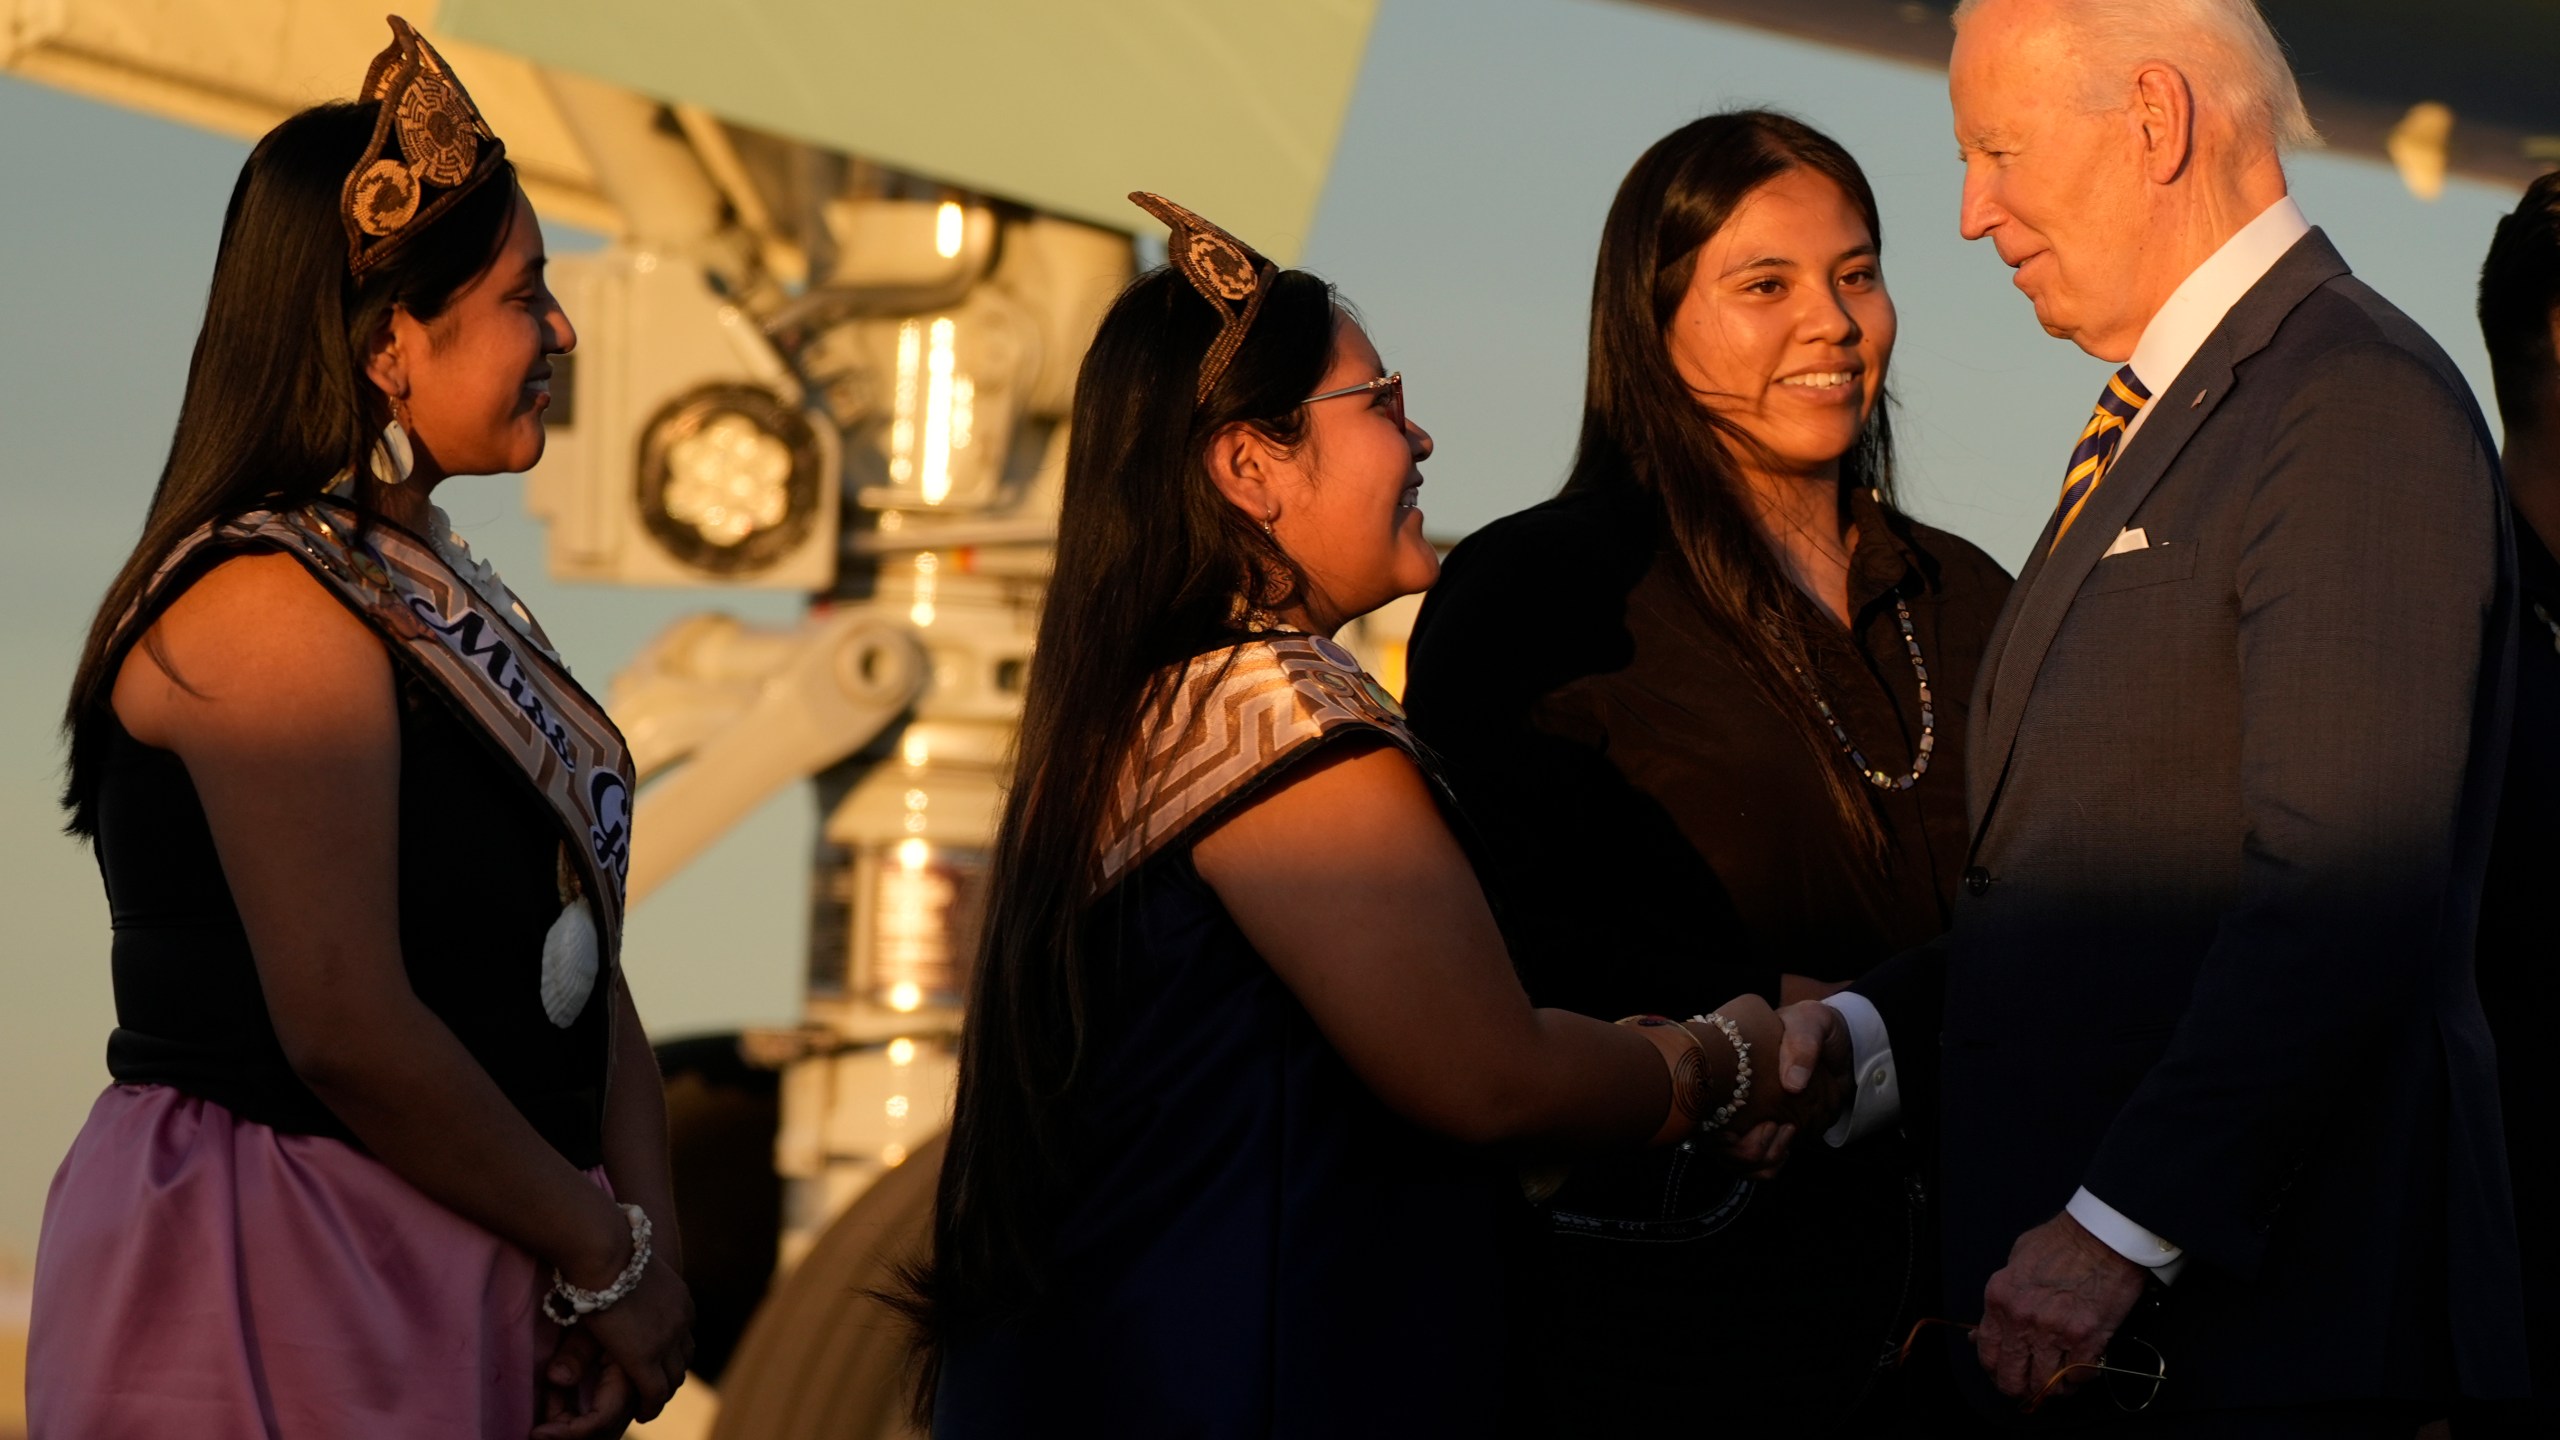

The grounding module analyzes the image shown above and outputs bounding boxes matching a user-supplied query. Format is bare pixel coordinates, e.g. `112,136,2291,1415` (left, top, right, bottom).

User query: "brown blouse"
1404,480,2015,1431
1406,481,2013,1033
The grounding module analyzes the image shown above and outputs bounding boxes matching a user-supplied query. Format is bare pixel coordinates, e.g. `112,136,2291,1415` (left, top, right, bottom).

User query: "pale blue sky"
0,0,2524,1253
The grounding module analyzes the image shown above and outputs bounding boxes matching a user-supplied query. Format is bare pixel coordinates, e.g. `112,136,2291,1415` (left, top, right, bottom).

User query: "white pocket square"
2103,526,2149,558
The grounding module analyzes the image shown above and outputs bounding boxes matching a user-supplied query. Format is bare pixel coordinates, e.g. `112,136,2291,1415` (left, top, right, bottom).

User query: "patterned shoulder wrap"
1094,633,1419,894
122,502,636,969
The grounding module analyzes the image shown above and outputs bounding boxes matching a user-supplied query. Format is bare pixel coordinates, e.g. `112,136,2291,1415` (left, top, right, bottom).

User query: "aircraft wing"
0,0,619,231
432,0,1380,264
1635,0,2560,189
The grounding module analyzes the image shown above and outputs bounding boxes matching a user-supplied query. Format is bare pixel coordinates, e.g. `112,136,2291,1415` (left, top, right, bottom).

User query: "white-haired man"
1777,0,2530,1429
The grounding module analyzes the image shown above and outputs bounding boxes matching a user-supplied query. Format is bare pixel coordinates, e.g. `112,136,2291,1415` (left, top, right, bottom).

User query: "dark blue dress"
934,753,1513,1437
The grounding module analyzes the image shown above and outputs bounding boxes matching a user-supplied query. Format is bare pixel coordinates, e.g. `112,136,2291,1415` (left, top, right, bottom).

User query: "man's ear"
2133,62,2195,186
1202,421,1281,527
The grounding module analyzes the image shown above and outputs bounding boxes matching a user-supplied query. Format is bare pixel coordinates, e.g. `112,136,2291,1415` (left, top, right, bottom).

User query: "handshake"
1698,992,2157,1409
1696,993,1855,1179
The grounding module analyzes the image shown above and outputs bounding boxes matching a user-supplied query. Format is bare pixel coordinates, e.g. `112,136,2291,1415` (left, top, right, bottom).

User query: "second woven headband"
1128,192,1279,403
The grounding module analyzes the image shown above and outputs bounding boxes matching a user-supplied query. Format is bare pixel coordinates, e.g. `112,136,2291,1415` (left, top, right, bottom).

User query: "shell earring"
1262,510,1278,539
372,399,416,486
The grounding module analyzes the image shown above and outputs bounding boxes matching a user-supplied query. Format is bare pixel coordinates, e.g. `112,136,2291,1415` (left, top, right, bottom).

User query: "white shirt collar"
2124,195,2311,407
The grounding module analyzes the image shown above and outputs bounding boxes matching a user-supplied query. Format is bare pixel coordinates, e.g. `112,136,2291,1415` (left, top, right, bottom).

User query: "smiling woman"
907,193,1830,1437
1404,110,2014,1434
28,18,690,1440
1665,164,1898,609
382,189,565,483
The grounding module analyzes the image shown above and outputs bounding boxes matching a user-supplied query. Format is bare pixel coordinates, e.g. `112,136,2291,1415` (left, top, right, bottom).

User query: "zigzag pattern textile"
1092,635,1418,894
2052,365,2152,551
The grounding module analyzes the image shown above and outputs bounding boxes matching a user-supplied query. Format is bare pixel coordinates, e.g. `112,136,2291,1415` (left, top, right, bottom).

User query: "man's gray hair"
1953,0,2320,152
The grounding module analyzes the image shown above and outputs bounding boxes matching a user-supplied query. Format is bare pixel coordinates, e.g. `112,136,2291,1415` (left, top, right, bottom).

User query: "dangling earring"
373,398,416,486
1233,511,1285,633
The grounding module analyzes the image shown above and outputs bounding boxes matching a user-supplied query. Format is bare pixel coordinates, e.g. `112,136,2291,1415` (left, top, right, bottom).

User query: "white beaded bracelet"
1690,1011,1753,1134
543,1203,653,1327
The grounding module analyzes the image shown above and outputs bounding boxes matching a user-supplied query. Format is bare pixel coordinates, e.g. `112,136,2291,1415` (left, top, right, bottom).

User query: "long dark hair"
1565,109,1900,855
904,264,1339,1405
60,101,519,835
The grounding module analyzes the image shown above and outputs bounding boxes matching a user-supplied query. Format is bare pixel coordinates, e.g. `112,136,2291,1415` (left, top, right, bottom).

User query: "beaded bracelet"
1689,1011,1752,1134
542,1203,654,1327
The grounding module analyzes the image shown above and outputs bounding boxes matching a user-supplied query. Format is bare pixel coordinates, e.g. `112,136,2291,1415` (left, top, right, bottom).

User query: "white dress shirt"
1822,195,2315,1284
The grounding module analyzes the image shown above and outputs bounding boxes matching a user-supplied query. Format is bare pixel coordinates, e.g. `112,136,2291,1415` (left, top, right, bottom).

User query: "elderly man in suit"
1769,0,2529,1429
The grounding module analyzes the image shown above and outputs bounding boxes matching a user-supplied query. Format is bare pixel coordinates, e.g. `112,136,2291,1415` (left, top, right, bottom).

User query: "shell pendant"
540,898,601,1027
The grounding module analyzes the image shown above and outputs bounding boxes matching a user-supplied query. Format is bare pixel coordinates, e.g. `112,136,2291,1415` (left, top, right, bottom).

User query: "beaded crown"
1128,191,1278,403
340,15,509,277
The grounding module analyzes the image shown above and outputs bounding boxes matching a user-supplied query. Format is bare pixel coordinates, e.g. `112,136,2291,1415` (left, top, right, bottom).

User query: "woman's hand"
1710,995,1852,1179
569,1253,694,1424
534,1236,693,1435
1689,992,1795,1179
532,1330,628,1440
1702,992,1785,1129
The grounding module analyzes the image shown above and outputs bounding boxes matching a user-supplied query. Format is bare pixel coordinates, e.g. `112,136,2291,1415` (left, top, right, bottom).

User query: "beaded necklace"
1786,594,1935,792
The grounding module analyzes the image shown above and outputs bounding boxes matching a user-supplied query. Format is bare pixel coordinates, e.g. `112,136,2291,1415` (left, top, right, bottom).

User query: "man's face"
1950,0,2152,360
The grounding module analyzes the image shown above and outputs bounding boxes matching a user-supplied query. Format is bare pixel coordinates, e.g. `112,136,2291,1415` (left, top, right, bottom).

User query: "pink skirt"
28,1084,572,1439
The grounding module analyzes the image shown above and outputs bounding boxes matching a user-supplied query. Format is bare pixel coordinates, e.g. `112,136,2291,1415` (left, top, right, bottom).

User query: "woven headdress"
341,15,509,277
1128,192,1279,403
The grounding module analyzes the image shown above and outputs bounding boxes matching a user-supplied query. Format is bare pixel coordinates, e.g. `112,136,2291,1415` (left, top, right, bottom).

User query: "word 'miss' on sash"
1093,633,1422,895
126,502,636,964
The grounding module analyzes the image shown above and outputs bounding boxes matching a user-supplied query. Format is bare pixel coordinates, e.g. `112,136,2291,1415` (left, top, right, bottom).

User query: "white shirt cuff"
1819,992,1901,1147
2067,1187,2187,1283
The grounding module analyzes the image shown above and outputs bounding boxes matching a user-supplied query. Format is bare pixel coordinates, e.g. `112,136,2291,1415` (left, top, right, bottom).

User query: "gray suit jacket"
1865,229,2528,1408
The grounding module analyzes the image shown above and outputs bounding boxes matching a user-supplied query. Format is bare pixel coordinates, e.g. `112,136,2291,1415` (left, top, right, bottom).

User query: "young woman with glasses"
904,196,1835,1436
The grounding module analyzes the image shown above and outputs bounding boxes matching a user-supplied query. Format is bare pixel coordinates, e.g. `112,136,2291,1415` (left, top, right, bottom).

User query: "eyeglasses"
1302,371,1404,426
1898,1317,2165,1415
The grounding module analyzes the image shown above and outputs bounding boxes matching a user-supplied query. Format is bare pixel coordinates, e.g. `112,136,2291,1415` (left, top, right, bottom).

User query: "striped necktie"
2052,365,2152,550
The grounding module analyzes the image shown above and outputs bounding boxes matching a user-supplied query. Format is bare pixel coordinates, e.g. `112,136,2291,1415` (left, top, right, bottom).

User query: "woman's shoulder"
1162,633,1410,738
1418,489,1657,656
155,550,382,663
116,550,391,747
1095,634,1414,893
1437,488,1655,590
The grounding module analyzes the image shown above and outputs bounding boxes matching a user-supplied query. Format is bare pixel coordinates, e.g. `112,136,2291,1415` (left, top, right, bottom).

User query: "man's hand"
1714,998,1852,1178
1976,1211,2149,1404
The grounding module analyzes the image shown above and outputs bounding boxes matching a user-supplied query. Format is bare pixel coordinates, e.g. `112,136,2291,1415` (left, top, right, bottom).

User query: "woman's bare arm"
1192,740,1782,1150
117,553,690,1417
534,975,692,1435
600,975,682,1276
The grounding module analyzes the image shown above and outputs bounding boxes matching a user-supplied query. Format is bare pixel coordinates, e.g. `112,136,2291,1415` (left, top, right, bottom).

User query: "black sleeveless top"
935,637,1520,1435
89,551,611,1167
934,843,1514,1438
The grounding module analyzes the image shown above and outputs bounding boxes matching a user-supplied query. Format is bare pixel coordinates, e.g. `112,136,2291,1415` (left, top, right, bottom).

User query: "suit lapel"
1974,364,2230,770
1967,504,2066,820
1967,229,2354,835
